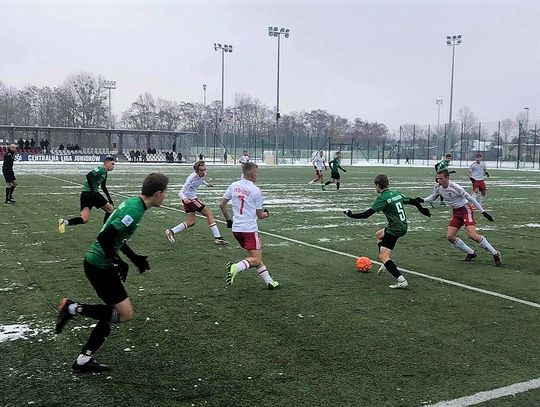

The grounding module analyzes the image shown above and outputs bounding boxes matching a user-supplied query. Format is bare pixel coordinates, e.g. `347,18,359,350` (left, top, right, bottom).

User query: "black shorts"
80,191,108,211
3,171,16,183
379,229,400,250
84,260,127,305
330,171,340,180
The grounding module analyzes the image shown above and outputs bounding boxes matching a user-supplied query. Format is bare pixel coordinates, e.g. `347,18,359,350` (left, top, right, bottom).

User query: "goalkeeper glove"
418,206,431,217
226,219,233,228
482,212,494,222
132,254,150,273
485,171,490,178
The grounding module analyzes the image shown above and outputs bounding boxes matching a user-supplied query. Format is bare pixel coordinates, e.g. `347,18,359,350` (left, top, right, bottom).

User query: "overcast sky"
1,0,539,130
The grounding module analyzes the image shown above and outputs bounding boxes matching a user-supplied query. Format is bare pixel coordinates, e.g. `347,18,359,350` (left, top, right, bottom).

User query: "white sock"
171,222,188,234
478,195,485,206
478,237,497,255
209,223,221,238
257,265,273,284
235,259,250,272
397,275,406,283
68,303,78,315
453,238,475,254
76,354,92,365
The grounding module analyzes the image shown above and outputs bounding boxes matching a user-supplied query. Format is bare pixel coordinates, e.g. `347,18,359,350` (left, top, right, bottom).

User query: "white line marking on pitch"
425,377,540,406
42,174,540,310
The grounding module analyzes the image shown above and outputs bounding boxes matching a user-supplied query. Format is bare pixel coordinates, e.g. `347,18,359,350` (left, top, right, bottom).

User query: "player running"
165,160,228,245
58,157,116,233
220,162,279,290
468,153,490,207
2,144,17,204
308,150,327,190
434,154,452,205
324,151,347,190
344,174,432,289
418,169,501,266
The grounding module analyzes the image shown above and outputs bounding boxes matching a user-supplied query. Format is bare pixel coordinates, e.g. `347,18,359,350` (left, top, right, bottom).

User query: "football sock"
78,304,119,323
324,181,332,186
76,354,92,365
397,275,406,283
209,223,221,238
383,260,401,279
453,238,475,254
80,320,114,356
67,217,85,226
171,222,188,234
478,195,485,206
9,185,15,199
235,259,251,272
5,188,9,201
103,212,111,224
336,182,340,190
478,237,497,255
257,265,273,284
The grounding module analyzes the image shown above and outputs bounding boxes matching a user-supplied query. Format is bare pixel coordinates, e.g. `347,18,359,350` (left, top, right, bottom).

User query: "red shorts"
472,180,487,192
314,169,322,177
183,198,205,213
449,206,476,228
233,231,262,251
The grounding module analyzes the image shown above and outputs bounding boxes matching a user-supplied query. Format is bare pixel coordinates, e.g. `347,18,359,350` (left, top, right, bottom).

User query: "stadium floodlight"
214,43,234,122
446,34,462,153
103,80,116,129
268,26,291,165
436,99,443,133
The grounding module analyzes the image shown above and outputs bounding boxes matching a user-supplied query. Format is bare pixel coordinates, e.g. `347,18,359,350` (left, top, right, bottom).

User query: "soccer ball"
355,257,372,273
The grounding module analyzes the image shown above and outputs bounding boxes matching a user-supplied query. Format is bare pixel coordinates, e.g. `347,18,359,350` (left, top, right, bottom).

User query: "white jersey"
423,181,483,211
223,178,263,232
239,154,250,165
469,161,487,180
179,171,208,200
312,155,325,170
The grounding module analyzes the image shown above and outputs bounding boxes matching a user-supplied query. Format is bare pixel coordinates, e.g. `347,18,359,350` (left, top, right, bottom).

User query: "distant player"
468,153,490,207
55,173,169,373
308,150,327,190
220,162,279,289
419,169,501,266
434,154,452,204
2,144,17,204
344,174,431,289
238,150,250,166
324,151,347,190
165,161,228,245
58,157,115,233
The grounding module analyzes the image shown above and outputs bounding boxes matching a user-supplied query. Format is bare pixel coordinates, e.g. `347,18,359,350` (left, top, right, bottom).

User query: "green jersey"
370,189,410,237
85,197,147,268
82,164,107,192
435,159,450,172
329,157,344,173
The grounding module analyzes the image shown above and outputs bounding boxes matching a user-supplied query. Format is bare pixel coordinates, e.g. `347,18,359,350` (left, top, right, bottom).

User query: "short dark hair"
445,154,452,159
374,174,389,189
475,153,482,158
104,156,115,163
141,173,169,196
437,169,450,178
243,161,258,175
193,160,205,172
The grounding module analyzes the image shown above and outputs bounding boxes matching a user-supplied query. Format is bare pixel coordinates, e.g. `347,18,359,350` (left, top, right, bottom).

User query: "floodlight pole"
524,107,530,131
214,43,233,125
103,80,116,129
446,34,462,154
203,84,207,151
436,99,443,133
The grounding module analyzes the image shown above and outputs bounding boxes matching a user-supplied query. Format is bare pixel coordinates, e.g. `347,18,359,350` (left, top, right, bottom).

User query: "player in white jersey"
419,169,501,266
308,150,327,190
468,153,490,207
219,162,279,290
165,161,228,245
238,150,250,166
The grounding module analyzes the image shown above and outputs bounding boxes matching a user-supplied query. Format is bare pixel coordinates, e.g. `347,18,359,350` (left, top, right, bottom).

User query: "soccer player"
2,144,17,203
344,174,431,289
220,162,279,289
165,161,228,245
55,173,169,373
308,150,327,190
419,169,501,266
58,157,116,233
434,154,452,205
238,150,250,166
468,153,490,207
324,151,347,190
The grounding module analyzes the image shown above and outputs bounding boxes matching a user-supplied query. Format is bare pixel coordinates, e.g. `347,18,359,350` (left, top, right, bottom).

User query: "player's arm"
256,208,269,219
219,197,233,228
101,179,113,205
405,197,431,217
422,188,439,203
343,208,375,219
120,241,149,273
85,171,97,193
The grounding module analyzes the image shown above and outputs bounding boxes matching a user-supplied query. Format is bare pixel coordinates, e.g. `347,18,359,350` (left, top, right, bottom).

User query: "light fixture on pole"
446,34,462,153
203,84,207,151
268,26,290,165
103,80,116,129
524,107,530,131
213,43,233,123
436,99,443,133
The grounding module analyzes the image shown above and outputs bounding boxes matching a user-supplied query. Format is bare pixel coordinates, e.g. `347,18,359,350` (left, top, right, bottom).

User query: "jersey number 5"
395,201,406,221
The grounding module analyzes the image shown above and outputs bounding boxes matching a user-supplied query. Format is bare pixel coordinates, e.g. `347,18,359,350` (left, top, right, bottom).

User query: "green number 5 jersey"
371,189,410,237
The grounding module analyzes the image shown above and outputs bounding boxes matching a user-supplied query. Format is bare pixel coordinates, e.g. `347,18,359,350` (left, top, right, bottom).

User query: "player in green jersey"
55,173,169,373
344,174,431,289
434,154,452,204
324,151,347,190
58,157,116,233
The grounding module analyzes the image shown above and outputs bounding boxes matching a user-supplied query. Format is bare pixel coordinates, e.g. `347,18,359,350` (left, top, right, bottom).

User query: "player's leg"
376,230,407,288
5,180,12,203
166,211,195,242
7,179,17,201
465,225,501,266
201,206,228,244
447,218,476,260
256,258,279,289
101,202,114,224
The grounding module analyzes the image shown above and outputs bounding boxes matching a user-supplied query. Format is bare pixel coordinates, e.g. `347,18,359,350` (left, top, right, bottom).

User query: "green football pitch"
1,163,539,407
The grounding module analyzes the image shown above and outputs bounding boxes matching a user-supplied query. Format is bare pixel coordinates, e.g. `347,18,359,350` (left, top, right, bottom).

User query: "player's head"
243,150,248,155
319,150,324,156
141,173,169,207
8,144,17,152
373,174,389,192
243,162,258,181
436,169,450,186
445,153,452,161
475,153,482,163
194,160,207,176
335,151,341,157
103,156,115,171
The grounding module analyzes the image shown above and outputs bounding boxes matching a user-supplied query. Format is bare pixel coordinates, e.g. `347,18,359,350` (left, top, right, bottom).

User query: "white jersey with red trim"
179,171,208,200
312,155,325,170
469,161,487,180
223,178,263,232
423,181,483,211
